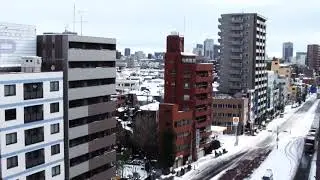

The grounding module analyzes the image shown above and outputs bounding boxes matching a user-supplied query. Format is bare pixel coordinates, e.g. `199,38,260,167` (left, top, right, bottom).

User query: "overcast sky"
1,0,319,57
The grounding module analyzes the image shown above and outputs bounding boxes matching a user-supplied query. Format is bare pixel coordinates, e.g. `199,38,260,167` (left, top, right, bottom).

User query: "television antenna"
76,10,88,36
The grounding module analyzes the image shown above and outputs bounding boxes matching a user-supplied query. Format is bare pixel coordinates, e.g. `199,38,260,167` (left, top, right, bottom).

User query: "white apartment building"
0,71,64,180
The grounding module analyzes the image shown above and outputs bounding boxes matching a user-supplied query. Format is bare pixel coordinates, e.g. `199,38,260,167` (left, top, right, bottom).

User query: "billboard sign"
0,23,36,67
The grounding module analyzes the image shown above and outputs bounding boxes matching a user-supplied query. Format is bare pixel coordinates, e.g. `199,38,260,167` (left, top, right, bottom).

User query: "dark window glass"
24,105,43,123
26,170,45,180
6,132,17,145
25,149,45,169
4,85,16,96
7,156,18,169
25,127,44,146
51,144,60,155
51,123,60,134
50,81,59,91
50,102,59,113
5,108,16,121
23,83,43,100
52,165,61,177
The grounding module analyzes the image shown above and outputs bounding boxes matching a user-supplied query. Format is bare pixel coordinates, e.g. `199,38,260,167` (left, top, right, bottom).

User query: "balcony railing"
231,48,243,53
231,63,242,68
231,33,243,38
231,41,242,45
231,55,243,60
195,87,211,94
231,18,244,23
196,118,212,128
231,26,244,31
195,109,211,117
196,75,212,82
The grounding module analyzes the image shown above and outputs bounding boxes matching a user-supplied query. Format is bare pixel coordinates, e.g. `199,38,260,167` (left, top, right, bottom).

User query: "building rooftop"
140,102,160,111
181,52,196,56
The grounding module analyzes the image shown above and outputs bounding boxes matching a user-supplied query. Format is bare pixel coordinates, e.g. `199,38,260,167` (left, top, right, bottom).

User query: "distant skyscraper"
147,53,152,59
282,42,293,63
204,39,214,59
295,52,307,65
213,44,219,60
124,48,131,56
116,50,122,59
306,44,320,72
192,44,204,56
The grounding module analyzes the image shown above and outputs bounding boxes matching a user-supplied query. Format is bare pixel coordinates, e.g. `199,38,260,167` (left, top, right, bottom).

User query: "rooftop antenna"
64,24,69,32
76,10,88,36
183,16,186,36
73,0,76,32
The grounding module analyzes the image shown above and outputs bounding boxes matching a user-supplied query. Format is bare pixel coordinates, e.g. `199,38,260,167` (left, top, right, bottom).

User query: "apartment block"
306,44,320,73
0,57,64,180
212,97,248,134
218,13,267,124
37,33,117,180
160,32,213,163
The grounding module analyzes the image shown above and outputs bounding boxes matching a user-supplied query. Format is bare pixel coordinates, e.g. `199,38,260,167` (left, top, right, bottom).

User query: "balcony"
231,40,242,45
231,55,242,60
231,33,243,38
231,18,244,23
218,18,222,23
196,118,212,128
229,70,241,75
218,38,222,43
231,63,242,68
231,26,244,31
231,48,243,53
230,84,242,90
218,24,222,29
229,76,241,82
195,87,211,94
196,75,212,82
195,108,211,117
195,99,209,106
174,124,192,133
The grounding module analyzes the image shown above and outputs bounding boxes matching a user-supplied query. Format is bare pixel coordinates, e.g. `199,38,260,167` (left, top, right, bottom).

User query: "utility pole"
276,126,279,149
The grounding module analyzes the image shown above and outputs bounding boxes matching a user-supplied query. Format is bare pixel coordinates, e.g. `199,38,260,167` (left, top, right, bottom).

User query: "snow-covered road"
180,95,319,180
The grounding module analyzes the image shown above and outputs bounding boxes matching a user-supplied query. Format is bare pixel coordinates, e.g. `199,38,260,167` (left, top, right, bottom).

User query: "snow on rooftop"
181,52,197,56
140,102,160,111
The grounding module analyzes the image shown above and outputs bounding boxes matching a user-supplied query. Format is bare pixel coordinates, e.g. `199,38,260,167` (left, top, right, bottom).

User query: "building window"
184,83,190,89
6,132,17,145
51,123,60,134
4,85,16,96
25,127,44,146
50,81,59,91
23,82,43,100
52,165,61,177
50,102,59,113
7,156,18,169
26,170,45,180
238,104,242,108
24,105,43,123
183,95,190,101
5,108,16,121
25,149,45,169
51,144,60,155
233,105,237,108
171,82,176,86
218,104,223,108
213,104,217,108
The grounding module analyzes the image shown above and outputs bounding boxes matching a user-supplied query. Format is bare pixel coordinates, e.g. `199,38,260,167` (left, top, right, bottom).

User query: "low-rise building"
212,96,248,134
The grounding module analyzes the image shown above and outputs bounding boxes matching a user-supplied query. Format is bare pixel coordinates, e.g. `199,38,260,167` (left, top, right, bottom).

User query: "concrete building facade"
0,67,64,180
160,33,213,163
306,44,320,73
37,33,117,180
218,13,267,123
212,97,248,134
204,39,214,59
282,42,293,63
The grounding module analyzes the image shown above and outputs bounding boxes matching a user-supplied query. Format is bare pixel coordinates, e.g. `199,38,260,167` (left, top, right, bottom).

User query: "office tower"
0,23,36,71
204,39,214,59
282,42,293,63
124,48,130,57
37,32,117,180
192,44,204,56
116,50,121,59
161,32,213,162
218,13,267,123
295,52,307,65
306,44,320,72
0,57,64,179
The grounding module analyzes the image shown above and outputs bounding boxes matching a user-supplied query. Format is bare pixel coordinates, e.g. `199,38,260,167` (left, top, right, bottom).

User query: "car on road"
304,135,315,154
262,169,273,180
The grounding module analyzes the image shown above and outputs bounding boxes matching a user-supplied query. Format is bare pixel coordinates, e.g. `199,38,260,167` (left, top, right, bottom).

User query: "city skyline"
1,0,319,56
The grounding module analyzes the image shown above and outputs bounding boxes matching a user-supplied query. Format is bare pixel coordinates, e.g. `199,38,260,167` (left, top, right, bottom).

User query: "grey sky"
1,0,319,57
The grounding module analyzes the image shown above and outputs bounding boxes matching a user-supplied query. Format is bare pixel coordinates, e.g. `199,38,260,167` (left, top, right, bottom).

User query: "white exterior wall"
0,72,64,180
